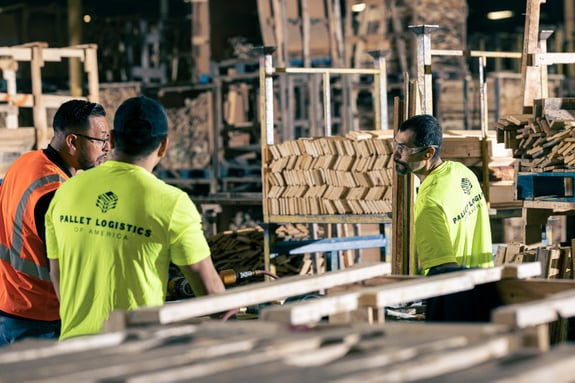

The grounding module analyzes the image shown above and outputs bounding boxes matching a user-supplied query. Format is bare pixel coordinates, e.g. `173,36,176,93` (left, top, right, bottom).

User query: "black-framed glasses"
392,139,430,155
74,133,110,149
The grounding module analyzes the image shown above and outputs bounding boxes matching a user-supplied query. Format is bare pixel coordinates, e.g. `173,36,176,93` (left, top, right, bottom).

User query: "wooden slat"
117,262,391,327
421,343,575,383
492,289,575,328
260,264,541,325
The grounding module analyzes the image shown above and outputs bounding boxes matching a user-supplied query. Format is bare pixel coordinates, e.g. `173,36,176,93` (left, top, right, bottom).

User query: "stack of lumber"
343,0,467,74
162,93,213,171
98,82,141,127
495,98,575,172
264,131,393,216
495,241,575,280
207,228,303,280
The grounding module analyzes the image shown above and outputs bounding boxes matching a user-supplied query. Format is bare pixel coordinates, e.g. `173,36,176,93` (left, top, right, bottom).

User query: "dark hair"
113,131,166,157
399,114,443,159
53,100,106,133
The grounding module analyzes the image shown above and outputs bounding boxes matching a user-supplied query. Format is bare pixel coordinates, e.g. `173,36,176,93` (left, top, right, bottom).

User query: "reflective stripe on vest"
0,174,66,281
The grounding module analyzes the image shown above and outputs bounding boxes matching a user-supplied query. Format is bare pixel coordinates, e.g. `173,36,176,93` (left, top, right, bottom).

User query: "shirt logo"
96,191,119,213
460,178,472,195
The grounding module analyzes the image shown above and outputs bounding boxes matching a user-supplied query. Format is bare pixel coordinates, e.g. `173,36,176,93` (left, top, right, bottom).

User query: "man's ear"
65,133,78,153
109,130,116,149
157,137,169,158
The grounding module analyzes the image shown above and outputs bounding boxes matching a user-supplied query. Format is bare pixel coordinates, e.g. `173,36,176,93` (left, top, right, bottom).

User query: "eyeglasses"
392,139,431,155
74,133,110,149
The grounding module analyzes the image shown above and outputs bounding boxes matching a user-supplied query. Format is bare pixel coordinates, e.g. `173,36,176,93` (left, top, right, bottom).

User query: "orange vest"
0,150,68,321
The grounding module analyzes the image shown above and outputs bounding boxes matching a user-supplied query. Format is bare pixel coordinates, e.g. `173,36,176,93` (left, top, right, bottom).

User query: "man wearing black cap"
45,96,225,340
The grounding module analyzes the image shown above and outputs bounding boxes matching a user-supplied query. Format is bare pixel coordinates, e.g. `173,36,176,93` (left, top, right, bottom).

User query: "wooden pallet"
3,262,575,382
0,321,524,383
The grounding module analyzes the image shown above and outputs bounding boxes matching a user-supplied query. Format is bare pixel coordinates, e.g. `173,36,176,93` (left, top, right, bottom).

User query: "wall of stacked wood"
344,0,467,75
264,131,394,216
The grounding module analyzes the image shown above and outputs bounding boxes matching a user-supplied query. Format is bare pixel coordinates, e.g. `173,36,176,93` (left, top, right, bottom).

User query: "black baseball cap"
113,96,168,138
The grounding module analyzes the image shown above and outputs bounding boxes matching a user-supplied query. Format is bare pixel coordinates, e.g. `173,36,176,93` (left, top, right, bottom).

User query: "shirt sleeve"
415,201,457,273
168,193,211,266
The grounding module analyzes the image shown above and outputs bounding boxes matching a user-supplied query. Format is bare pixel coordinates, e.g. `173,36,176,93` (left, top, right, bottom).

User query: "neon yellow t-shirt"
46,161,210,340
414,161,493,274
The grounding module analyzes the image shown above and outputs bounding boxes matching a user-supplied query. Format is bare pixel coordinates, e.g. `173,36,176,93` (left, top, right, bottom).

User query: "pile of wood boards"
495,98,575,172
495,241,575,280
207,228,303,280
264,131,394,215
98,82,141,127
344,0,467,74
162,93,213,171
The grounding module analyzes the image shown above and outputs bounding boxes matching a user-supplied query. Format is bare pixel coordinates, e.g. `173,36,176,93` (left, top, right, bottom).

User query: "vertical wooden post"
520,0,546,113
84,45,99,102
409,25,438,115
30,44,48,149
392,95,414,275
68,0,82,97
565,0,575,78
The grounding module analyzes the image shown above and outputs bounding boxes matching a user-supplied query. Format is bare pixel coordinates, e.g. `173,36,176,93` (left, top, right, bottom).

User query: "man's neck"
416,158,444,183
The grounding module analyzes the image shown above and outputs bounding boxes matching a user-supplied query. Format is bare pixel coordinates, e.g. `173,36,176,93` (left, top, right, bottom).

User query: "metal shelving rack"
257,46,392,273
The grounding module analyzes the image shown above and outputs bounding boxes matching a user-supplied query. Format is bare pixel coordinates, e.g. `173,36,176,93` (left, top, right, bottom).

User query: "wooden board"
260,263,541,325
111,262,392,328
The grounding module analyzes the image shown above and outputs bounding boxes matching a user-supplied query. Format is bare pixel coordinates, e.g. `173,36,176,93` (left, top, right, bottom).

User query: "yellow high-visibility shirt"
414,161,493,275
46,161,210,340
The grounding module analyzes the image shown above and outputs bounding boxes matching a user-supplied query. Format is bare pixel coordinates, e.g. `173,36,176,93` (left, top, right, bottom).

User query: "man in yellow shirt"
393,114,493,275
46,96,225,339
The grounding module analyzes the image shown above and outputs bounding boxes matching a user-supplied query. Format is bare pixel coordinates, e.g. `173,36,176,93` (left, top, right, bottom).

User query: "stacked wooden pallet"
495,241,575,280
264,131,393,215
5,263,575,381
5,319,572,383
495,98,575,172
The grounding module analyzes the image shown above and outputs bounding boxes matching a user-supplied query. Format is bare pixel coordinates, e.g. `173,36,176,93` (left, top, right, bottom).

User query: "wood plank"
496,278,575,304
492,288,575,328
261,264,541,325
118,262,391,327
421,343,575,383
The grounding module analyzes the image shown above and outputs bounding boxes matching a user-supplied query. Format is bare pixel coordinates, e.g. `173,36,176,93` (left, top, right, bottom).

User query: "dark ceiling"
2,0,566,34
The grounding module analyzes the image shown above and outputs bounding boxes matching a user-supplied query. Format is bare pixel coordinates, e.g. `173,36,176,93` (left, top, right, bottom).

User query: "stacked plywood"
495,98,575,172
264,131,394,215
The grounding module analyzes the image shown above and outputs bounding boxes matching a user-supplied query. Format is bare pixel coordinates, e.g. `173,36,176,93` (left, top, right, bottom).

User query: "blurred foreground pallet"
3,262,575,382
1,320,574,382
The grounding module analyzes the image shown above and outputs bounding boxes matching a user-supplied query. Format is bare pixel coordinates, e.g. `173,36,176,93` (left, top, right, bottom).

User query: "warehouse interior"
1,0,575,380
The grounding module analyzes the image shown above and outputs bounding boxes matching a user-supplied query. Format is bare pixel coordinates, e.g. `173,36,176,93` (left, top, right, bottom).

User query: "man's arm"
49,259,61,301
178,257,225,297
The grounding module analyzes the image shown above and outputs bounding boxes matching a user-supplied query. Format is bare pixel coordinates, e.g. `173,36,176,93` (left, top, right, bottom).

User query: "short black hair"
399,114,443,148
53,100,106,133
